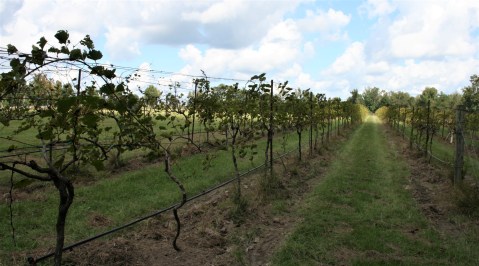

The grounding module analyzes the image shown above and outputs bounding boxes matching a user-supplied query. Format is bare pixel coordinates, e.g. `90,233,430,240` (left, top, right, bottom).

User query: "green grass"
0,118,350,264
273,116,479,265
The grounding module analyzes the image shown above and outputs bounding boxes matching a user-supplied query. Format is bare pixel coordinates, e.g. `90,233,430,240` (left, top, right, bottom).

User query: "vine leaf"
54,30,69,44
69,49,83,60
37,37,47,50
7,44,18,54
80,35,94,49
87,50,102,61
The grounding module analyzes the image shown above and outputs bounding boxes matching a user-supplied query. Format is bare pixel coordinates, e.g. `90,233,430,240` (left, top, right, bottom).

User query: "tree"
144,85,161,107
462,74,479,112
417,87,438,107
359,87,386,112
348,89,359,104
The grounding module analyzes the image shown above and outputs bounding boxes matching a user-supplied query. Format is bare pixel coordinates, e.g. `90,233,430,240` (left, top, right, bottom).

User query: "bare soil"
384,126,479,239
10,124,479,266
24,133,343,266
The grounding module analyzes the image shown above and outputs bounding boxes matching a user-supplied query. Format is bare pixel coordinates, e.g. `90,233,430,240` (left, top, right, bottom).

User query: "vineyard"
1,31,479,265
0,31,368,265
376,91,479,184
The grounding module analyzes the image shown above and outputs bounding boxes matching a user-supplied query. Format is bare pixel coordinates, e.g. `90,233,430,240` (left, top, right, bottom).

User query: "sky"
1,0,479,99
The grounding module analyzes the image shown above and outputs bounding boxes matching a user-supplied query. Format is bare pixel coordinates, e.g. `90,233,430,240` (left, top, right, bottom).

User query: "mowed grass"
0,118,348,265
273,116,479,265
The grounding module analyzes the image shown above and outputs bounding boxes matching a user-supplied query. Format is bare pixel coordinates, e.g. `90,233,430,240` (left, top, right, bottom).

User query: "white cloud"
0,0,310,60
179,44,202,64
327,42,365,75
172,6,351,90
297,8,351,41
315,0,479,98
359,0,396,18
388,1,479,59
181,0,246,24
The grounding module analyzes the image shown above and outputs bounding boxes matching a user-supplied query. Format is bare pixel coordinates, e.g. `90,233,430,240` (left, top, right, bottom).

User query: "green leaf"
82,113,99,128
31,49,45,64
103,69,116,79
48,47,61,53
37,37,47,49
90,66,104,75
60,46,69,54
80,35,94,49
7,44,18,54
87,49,102,61
39,109,55,118
91,159,105,171
116,83,125,92
99,83,115,95
54,30,69,44
69,49,83,60
10,58,21,70
37,129,53,140
57,97,75,113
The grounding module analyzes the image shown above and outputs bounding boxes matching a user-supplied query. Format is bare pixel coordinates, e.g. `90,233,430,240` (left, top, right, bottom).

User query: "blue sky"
1,0,479,99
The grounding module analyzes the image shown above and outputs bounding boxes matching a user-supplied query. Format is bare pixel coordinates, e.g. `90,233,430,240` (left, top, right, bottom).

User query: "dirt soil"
36,134,343,266
384,125,479,240
10,124,479,266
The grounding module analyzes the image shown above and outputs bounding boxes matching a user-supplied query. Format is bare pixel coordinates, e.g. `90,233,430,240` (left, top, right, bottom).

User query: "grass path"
273,116,466,265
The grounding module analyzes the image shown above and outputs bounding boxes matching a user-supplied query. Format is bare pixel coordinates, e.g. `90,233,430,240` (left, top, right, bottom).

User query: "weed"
260,172,287,201
229,189,248,224
272,200,288,215
455,183,479,216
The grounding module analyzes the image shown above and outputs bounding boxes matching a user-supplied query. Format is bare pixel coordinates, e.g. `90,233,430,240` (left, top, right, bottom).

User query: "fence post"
441,110,446,139
269,80,274,175
191,80,198,144
409,107,415,149
327,99,331,143
336,101,341,136
425,100,431,157
454,105,465,185
309,91,313,156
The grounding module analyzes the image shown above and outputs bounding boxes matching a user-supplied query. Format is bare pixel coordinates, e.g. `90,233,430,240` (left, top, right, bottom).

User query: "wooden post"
454,105,465,185
309,91,313,156
337,101,340,136
409,107,415,149
269,80,274,175
327,99,330,143
425,100,431,157
191,80,198,144
441,110,446,139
